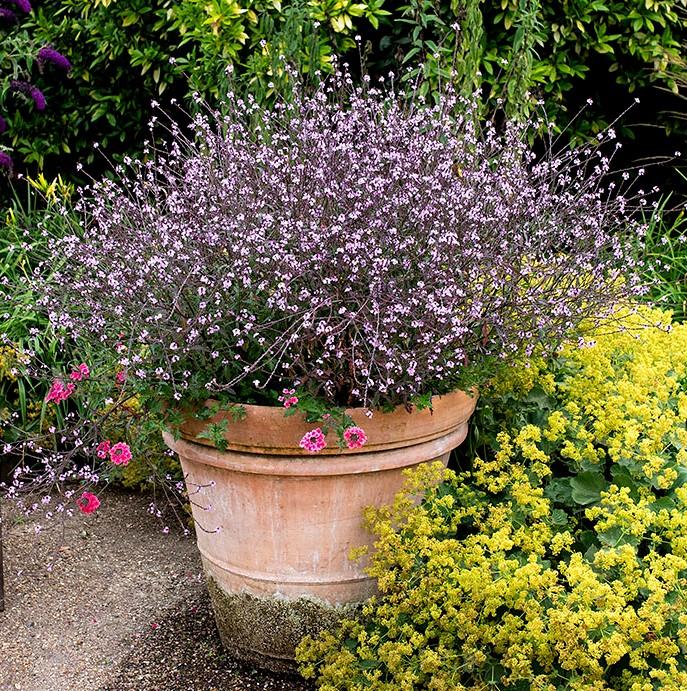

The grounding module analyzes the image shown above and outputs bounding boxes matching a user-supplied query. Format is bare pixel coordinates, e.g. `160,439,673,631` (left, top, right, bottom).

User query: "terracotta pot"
163,388,477,671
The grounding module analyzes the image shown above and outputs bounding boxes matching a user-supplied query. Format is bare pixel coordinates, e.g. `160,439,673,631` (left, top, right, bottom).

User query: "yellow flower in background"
26,173,74,204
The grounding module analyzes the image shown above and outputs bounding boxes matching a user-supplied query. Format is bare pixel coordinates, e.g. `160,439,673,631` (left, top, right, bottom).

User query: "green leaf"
674,464,687,487
484,661,507,686
196,420,229,452
551,508,569,525
579,529,598,551
544,477,574,504
651,497,676,512
609,466,638,493
570,472,607,505
524,384,553,406
227,404,247,422
598,526,640,548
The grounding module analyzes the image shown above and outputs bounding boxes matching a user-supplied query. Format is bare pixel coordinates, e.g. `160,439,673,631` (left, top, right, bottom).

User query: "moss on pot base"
207,577,363,673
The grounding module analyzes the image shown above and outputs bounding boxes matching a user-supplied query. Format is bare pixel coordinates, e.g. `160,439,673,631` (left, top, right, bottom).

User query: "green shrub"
0,178,75,441
297,305,687,690
1,0,387,178
3,0,683,180
375,0,687,138
639,198,687,321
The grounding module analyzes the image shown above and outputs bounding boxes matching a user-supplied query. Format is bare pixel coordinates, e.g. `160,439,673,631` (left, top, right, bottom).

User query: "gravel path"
0,490,312,691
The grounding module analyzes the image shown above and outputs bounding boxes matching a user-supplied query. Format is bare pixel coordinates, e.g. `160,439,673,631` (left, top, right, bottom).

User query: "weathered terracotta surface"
177,388,477,455
163,389,477,669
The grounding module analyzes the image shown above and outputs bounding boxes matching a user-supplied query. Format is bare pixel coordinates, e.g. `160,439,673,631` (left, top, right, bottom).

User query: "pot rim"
164,422,470,476
175,387,478,456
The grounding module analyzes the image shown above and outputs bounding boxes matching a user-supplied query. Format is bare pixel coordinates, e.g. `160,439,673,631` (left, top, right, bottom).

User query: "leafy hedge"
0,0,387,176
298,306,687,689
2,0,685,182
376,0,687,139
0,179,73,441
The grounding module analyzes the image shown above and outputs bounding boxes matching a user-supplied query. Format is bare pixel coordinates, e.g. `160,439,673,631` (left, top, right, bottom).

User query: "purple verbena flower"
0,115,7,134
37,47,72,73
39,70,648,410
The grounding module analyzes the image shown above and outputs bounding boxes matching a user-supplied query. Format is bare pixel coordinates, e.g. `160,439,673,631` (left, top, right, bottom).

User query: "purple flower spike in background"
38,47,72,73
0,7,17,21
0,115,7,134
29,86,46,111
0,151,13,170
10,81,46,111
10,80,30,95
5,0,31,12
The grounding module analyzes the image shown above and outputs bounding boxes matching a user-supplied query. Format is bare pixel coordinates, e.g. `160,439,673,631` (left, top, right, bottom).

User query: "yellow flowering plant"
297,306,687,690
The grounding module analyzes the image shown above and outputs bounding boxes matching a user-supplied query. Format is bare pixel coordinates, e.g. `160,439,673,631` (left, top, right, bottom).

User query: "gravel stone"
0,489,313,691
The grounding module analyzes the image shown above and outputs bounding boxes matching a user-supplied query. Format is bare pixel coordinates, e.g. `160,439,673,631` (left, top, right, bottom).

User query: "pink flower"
109,442,132,466
299,428,327,453
343,426,367,449
77,491,100,514
45,379,76,403
70,363,90,381
96,440,111,459
115,370,127,385
45,379,64,402
278,388,297,405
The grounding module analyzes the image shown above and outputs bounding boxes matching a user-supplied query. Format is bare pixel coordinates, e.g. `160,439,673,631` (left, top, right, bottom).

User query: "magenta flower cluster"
278,388,299,408
44,75,645,410
299,428,327,452
45,362,89,402
95,439,133,466
45,378,75,403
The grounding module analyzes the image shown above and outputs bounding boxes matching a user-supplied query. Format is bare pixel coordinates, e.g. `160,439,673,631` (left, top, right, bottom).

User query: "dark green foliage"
639,197,687,321
0,180,75,441
1,0,685,187
368,0,687,140
0,0,387,183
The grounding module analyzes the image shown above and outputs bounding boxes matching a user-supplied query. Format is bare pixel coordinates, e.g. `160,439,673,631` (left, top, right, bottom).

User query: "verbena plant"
44,74,645,410
0,180,183,522
1,71,649,521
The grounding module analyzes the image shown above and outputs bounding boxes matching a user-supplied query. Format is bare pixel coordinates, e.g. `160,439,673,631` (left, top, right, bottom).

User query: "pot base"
206,576,362,673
